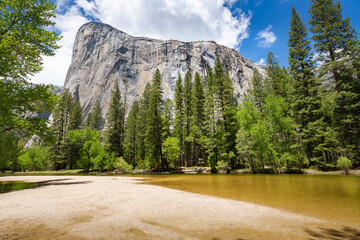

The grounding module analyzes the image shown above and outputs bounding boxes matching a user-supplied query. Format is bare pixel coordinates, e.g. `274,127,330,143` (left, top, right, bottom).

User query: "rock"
64,22,264,122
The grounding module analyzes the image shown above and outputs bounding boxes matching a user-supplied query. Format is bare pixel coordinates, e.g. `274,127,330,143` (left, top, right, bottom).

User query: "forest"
0,0,359,174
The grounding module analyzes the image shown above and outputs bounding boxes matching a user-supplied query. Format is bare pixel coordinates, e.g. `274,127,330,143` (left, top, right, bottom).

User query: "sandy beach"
0,176,358,240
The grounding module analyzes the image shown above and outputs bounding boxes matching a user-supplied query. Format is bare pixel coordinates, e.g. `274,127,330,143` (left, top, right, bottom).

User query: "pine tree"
145,69,164,169
124,101,139,168
91,102,104,130
248,68,264,111
213,57,238,168
191,72,206,166
51,88,73,170
67,98,83,169
162,98,173,140
288,6,325,163
309,0,360,162
184,71,193,166
105,79,124,157
136,83,152,167
68,98,83,131
173,74,185,167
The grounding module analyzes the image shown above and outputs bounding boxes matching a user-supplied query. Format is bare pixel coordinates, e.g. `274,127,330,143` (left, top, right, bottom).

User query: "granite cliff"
64,22,263,120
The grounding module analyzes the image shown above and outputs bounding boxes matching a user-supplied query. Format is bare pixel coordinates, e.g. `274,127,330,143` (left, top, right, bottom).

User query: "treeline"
2,0,359,173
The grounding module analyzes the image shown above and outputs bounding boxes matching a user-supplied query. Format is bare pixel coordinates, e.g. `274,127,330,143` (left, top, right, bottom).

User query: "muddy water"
141,174,360,226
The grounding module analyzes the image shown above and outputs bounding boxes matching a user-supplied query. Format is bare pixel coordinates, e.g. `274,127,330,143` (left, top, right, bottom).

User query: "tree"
68,128,107,171
51,88,73,170
18,146,51,171
248,68,264,111
105,79,124,157
162,137,180,169
309,0,360,162
68,98,83,131
183,71,193,166
90,102,104,130
0,0,61,81
173,74,185,167
191,72,206,166
124,101,139,168
145,69,164,169
288,7,325,163
136,83,152,167
162,98,173,140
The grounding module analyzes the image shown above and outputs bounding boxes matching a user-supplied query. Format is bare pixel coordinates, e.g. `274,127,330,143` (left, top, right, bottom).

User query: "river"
141,174,360,226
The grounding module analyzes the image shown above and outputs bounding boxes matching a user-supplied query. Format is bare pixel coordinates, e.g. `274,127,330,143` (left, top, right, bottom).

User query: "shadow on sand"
305,226,360,240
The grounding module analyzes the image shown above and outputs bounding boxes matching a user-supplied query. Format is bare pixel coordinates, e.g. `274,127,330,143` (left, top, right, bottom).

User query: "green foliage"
114,157,132,173
145,69,164,170
0,0,61,81
68,128,107,171
162,137,180,168
105,79,124,157
337,156,352,174
124,101,139,168
86,102,103,130
68,98,83,131
174,74,185,167
216,160,229,172
18,146,51,171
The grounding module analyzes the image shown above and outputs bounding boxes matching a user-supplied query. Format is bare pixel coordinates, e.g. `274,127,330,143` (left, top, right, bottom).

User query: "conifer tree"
67,98,83,169
68,99,83,131
174,74,185,166
288,6,325,162
91,102,104,130
105,79,124,157
51,88,73,169
136,83,152,166
191,72,206,166
184,71,193,166
145,69,164,169
124,101,139,168
248,68,264,111
309,0,360,162
162,98,173,140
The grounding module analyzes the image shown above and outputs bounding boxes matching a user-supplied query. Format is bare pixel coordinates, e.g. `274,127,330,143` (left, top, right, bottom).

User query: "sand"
0,176,358,240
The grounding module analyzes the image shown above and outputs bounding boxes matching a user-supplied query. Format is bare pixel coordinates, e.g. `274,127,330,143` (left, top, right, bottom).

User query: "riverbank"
2,167,360,176
0,175,359,239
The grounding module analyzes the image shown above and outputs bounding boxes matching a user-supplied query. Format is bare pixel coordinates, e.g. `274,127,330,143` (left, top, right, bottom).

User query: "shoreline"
0,175,359,239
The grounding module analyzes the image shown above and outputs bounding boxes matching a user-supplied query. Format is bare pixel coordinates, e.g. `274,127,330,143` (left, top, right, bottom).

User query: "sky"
32,0,360,86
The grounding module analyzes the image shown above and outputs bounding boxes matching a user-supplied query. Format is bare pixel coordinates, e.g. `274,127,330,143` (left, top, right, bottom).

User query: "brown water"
141,174,360,226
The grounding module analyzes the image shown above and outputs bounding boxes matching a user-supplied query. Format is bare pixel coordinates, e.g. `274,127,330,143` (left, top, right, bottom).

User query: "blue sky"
33,0,360,86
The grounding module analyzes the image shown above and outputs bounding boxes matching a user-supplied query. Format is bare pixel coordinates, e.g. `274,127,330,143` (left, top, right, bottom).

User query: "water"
141,174,360,226
0,181,37,194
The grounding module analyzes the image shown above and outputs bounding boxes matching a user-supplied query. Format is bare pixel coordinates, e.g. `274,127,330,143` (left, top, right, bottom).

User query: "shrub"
337,156,352,175
216,160,230,173
114,157,132,173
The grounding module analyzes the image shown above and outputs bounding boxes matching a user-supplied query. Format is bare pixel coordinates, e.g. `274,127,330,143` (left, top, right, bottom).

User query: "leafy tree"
105,79,124,157
18,146,51,171
337,156,352,175
162,137,180,169
0,0,61,81
68,128,107,171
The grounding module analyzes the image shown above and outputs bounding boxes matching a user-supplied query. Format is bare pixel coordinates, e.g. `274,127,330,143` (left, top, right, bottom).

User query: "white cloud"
255,25,276,48
31,0,252,86
256,58,266,66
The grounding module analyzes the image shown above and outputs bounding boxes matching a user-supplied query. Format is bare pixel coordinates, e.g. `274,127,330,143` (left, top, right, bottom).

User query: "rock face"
64,22,263,120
